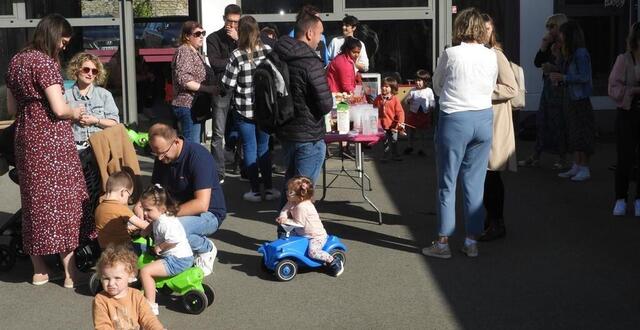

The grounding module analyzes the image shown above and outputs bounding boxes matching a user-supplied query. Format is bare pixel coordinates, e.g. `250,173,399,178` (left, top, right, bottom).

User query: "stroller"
0,122,104,272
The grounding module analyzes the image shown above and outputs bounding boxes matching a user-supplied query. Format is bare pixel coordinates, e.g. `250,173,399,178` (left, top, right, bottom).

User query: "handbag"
190,91,212,122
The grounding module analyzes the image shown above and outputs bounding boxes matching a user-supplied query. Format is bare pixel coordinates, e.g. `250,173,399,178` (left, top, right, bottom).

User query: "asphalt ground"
0,138,639,330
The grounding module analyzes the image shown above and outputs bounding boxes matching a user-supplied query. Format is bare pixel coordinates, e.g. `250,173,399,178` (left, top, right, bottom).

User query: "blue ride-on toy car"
89,237,215,314
258,224,347,281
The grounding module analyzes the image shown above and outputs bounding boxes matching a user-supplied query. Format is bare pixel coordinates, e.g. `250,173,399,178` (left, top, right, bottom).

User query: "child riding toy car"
89,237,215,315
258,223,347,281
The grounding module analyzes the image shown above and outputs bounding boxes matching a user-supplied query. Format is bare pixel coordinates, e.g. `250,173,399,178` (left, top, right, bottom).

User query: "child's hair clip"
154,183,163,190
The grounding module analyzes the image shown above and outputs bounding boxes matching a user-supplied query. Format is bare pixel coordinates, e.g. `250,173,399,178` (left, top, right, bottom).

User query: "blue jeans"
279,139,326,208
435,109,493,237
173,106,201,144
178,212,219,254
235,112,272,192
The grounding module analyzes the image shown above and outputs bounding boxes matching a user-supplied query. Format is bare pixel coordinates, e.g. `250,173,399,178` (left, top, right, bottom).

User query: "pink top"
280,200,327,238
326,53,356,93
608,53,639,110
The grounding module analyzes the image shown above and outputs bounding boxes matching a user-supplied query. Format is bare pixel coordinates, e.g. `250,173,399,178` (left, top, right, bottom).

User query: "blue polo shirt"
151,139,226,222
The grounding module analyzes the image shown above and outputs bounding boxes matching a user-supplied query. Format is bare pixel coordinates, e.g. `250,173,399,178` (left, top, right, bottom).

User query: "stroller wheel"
0,245,16,272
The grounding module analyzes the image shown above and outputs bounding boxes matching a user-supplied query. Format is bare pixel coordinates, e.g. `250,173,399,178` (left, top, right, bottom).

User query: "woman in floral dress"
5,14,88,287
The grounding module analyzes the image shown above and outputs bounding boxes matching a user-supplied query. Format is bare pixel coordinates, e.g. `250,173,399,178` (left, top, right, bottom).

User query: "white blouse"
433,42,498,114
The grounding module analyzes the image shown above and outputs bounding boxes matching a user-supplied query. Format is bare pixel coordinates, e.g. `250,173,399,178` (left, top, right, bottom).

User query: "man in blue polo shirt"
136,122,226,276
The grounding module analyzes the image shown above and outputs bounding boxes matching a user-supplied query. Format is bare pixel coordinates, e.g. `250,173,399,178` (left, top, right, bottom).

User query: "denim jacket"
564,48,593,101
65,84,120,144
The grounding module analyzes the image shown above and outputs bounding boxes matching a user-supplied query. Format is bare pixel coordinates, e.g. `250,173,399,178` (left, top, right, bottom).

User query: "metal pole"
120,0,138,125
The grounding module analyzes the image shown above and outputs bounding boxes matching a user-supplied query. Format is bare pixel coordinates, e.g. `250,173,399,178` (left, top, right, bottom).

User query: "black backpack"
253,52,294,134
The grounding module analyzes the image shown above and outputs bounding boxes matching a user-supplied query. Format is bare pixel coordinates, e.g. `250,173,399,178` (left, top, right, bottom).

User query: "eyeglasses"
190,30,206,38
81,67,99,75
225,18,239,25
150,139,176,160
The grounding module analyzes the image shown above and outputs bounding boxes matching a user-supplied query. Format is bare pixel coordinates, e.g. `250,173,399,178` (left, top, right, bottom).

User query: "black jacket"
206,28,237,86
274,36,333,142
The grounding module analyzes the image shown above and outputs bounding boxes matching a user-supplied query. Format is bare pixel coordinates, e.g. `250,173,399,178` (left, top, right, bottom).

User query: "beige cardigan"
489,49,519,172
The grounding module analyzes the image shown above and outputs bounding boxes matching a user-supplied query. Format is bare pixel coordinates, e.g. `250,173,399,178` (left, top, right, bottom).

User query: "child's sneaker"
421,241,451,259
195,239,217,276
613,199,626,216
148,301,159,316
243,191,262,202
558,163,579,178
330,258,344,277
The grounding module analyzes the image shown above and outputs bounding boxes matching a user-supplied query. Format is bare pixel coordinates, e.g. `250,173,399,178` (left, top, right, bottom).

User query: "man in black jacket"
206,4,241,183
274,14,333,206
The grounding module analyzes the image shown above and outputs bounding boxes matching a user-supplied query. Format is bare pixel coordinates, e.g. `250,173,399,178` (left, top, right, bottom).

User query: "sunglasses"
190,30,206,38
81,67,99,75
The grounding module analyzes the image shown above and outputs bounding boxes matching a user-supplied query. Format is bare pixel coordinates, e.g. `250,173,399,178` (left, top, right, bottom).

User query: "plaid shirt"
221,44,272,119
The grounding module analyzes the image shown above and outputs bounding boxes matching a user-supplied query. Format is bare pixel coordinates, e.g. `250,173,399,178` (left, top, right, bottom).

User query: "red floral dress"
5,50,92,255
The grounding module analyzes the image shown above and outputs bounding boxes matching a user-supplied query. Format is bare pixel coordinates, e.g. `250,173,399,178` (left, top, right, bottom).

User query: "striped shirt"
221,44,272,119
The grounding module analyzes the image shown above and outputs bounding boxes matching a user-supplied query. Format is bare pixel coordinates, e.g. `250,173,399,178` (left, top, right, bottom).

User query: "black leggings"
483,170,504,223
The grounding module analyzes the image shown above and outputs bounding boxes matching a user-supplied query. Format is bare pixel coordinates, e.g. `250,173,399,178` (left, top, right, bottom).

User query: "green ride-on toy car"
89,237,215,315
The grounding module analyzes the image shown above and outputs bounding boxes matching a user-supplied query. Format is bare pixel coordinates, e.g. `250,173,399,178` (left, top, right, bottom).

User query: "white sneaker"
613,199,626,216
243,191,262,202
263,188,281,201
148,301,159,316
634,199,640,217
194,239,217,277
570,166,590,181
558,163,579,178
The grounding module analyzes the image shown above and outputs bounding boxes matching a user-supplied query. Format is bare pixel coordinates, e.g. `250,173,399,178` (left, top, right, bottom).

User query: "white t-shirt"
433,42,498,114
406,87,436,113
153,214,192,258
327,36,369,72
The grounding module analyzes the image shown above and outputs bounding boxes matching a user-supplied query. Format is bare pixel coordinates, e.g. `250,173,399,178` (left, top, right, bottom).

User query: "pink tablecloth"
324,129,385,145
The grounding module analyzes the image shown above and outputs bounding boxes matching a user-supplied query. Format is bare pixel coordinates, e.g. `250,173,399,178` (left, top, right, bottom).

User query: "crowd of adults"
2,1,640,289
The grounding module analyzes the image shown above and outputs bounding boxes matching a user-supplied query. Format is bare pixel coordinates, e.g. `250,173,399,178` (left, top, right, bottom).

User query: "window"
345,0,428,8
242,0,333,14
0,2,13,16
25,0,119,18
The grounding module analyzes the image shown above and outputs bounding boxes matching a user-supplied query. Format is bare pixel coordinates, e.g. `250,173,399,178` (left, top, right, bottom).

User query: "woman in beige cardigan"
479,14,518,241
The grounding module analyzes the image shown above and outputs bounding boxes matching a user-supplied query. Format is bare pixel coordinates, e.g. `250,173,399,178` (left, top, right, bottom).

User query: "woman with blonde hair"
423,8,497,259
171,20,216,143
478,14,519,241
222,15,280,202
65,52,119,150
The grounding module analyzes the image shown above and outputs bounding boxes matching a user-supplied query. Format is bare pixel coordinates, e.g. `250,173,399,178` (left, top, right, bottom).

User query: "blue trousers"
173,106,201,144
235,112,272,192
435,109,493,237
178,212,219,254
279,139,326,208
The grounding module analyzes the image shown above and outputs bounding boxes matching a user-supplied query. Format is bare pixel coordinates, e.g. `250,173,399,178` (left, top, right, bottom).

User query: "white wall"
520,0,553,111
201,0,236,65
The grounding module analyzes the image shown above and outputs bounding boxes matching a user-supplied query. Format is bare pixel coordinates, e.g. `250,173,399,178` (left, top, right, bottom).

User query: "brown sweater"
93,289,164,330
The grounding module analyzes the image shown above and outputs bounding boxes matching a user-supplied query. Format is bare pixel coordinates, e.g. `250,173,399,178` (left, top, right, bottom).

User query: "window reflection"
260,19,432,83
345,0,428,8
0,2,13,16
242,0,333,14
25,0,119,18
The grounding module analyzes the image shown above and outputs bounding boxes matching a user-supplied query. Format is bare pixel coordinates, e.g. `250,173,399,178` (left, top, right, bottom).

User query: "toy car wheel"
275,259,297,282
203,284,215,306
330,249,346,265
89,272,103,295
182,290,208,314
0,245,16,272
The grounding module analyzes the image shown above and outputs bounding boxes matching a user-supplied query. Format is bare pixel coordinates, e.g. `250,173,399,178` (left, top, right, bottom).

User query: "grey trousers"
211,90,233,178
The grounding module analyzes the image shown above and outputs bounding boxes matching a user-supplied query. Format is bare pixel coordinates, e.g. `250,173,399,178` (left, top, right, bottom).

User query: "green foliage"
133,0,153,18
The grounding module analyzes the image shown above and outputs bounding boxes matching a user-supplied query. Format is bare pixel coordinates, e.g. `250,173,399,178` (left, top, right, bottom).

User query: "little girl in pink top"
276,176,344,276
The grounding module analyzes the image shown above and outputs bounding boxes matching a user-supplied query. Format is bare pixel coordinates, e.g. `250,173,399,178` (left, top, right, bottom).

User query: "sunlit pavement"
0,139,639,329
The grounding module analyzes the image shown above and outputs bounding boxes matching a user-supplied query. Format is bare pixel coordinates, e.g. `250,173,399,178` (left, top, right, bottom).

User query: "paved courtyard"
0,139,639,329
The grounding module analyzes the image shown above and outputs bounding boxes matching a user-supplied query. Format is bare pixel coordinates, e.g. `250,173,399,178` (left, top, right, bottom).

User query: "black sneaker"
330,258,344,277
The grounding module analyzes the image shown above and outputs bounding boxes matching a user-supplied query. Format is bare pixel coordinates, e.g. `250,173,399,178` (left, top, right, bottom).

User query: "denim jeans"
435,109,493,237
178,211,219,254
279,139,326,208
235,112,272,192
211,91,233,178
173,106,201,144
